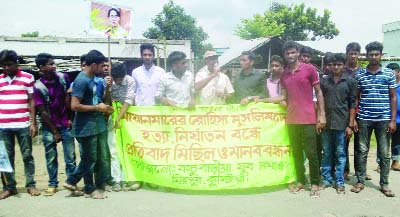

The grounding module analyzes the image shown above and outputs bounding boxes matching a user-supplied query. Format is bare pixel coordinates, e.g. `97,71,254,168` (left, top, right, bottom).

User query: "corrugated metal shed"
0,36,192,59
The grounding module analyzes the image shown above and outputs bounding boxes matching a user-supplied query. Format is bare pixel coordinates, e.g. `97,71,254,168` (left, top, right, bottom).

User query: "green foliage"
21,31,39,37
144,0,211,61
235,2,339,41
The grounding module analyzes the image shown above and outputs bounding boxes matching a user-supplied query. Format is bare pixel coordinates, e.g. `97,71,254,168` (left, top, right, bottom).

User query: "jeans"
94,131,111,188
355,120,391,187
391,124,400,161
287,124,320,185
42,126,76,187
66,134,100,194
107,120,124,183
0,127,36,190
321,129,346,187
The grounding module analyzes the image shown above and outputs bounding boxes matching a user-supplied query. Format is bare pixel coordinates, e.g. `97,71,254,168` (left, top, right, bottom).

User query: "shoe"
391,161,400,171
365,174,372,180
0,189,18,200
336,186,345,194
43,187,57,196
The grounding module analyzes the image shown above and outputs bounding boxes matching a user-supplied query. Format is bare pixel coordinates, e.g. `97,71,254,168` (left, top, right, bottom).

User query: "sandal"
27,187,41,196
63,182,78,192
336,186,345,194
0,189,18,200
350,183,365,193
69,190,84,197
85,190,108,199
289,183,304,194
43,187,57,196
124,181,143,191
381,187,395,197
310,185,320,198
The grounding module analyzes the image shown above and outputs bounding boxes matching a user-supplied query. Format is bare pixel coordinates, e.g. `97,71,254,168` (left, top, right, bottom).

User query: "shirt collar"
40,72,58,84
113,76,128,86
3,68,22,78
365,65,383,75
284,62,304,74
167,71,189,80
240,68,256,76
142,64,154,71
327,73,348,83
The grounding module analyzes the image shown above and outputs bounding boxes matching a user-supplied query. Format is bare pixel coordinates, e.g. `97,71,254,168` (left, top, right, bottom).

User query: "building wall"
383,21,400,57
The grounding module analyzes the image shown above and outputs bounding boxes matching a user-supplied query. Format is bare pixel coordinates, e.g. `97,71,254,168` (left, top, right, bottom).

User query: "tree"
21,31,39,38
235,2,339,41
144,1,212,62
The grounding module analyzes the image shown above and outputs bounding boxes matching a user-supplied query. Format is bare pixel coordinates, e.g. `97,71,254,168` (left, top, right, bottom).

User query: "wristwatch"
247,96,252,101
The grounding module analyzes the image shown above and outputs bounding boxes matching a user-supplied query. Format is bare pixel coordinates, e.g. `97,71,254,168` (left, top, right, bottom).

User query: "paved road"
1,143,398,217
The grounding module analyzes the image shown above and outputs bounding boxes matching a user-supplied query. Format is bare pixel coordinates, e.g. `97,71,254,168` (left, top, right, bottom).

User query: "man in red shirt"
267,41,326,197
0,50,40,199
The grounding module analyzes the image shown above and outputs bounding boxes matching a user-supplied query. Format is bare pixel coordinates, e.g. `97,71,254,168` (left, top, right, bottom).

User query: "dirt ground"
1,136,399,217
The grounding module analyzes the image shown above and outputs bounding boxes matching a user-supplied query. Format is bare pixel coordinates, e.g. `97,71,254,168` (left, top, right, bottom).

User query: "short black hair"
386,63,400,71
167,51,186,67
365,41,383,54
80,54,87,65
332,53,346,64
241,51,256,61
108,8,120,17
85,50,106,65
0,50,19,64
140,43,155,55
300,46,313,55
35,53,54,67
323,52,335,64
270,55,284,65
282,40,299,52
346,42,361,54
111,63,127,78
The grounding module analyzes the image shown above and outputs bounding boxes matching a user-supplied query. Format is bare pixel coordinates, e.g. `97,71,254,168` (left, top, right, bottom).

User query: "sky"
0,0,399,52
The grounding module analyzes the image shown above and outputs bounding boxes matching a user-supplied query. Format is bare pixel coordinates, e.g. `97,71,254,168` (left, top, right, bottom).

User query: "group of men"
0,39,399,199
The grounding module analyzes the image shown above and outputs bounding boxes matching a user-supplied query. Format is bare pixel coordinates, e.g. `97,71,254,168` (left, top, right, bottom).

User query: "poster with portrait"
89,1,132,39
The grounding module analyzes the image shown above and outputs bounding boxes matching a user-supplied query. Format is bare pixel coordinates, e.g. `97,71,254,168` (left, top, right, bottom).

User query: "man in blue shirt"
63,50,113,199
351,42,397,197
387,63,400,171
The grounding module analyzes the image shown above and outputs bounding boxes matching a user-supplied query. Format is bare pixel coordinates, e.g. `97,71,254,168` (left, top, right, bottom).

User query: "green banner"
113,103,295,190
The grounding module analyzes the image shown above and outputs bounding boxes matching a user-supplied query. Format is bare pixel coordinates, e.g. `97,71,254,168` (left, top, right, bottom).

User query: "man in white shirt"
132,43,165,106
195,51,234,105
155,51,195,107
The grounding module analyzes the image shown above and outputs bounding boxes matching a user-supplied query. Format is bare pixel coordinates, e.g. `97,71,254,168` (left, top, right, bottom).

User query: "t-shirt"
356,67,396,121
33,72,70,128
281,62,320,124
0,69,34,129
71,71,106,137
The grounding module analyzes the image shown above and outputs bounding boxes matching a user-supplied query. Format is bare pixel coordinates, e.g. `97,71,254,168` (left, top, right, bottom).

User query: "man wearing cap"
195,51,234,105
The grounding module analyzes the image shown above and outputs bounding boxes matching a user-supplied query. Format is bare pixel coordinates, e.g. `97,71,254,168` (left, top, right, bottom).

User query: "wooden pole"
107,35,112,76
163,37,167,70
157,39,160,67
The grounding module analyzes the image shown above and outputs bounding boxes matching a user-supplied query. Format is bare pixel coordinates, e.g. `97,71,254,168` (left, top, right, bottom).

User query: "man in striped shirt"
351,41,397,197
0,50,40,199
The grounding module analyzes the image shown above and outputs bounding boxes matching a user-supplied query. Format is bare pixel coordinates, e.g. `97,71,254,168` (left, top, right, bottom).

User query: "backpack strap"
34,80,50,104
56,72,67,92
